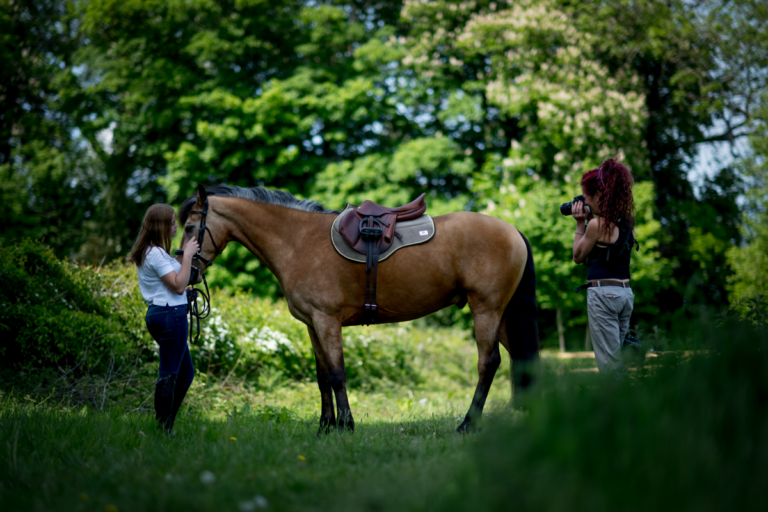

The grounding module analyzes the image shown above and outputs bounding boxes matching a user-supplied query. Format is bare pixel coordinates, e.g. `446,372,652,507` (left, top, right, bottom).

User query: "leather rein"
175,199,223,344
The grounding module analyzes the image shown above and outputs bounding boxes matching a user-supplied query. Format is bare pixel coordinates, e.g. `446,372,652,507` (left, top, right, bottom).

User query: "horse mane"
179,185,337,224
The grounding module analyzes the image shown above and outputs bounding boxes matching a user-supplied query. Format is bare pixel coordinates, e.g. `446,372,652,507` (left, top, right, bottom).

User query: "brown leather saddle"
338,193,427,325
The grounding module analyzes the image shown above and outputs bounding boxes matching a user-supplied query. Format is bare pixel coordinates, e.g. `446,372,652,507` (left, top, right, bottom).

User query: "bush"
0,239,150,371
0,240,468,395
188,290,423,390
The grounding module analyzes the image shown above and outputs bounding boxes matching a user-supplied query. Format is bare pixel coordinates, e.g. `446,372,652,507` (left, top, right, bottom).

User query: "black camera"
560,195,591,216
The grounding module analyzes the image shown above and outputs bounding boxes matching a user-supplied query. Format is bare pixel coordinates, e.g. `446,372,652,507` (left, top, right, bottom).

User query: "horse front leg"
307,326,336,435
312,315,354,432
457,311,502,433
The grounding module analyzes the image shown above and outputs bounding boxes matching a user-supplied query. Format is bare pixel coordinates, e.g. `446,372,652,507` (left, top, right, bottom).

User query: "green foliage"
0,239,150,370
0,141,100,258
0,240,475,395
312,136,473,212
4,0,768,333
186,290,424,390
727,98,768,304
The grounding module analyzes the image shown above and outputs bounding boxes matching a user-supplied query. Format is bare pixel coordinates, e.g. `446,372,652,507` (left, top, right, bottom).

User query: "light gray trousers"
587,286,634,378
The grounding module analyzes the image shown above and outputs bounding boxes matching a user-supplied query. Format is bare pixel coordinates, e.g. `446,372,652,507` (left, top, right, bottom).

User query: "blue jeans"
145,304,195,389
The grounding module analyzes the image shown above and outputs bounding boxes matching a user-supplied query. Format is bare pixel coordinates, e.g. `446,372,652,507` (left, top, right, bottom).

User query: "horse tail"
504,230,540,390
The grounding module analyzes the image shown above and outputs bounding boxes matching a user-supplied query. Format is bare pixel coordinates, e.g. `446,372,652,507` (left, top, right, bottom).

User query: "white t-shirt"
137,246,187,307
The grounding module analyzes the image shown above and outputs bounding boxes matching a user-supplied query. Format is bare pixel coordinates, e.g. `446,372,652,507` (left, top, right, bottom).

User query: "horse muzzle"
175,250,206,285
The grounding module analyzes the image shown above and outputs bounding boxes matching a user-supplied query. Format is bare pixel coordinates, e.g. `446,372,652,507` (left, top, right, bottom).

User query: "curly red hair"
581,158,635,239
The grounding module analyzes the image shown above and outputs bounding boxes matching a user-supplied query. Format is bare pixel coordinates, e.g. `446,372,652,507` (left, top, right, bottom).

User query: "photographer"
570,159,636,378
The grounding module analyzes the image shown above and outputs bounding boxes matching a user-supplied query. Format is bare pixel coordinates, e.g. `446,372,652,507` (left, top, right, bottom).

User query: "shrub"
188,290,423,390
0,240,465,394
0,240,150,371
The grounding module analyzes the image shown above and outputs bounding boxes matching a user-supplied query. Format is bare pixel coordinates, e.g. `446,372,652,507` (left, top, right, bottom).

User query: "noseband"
175,198,223,344
187,199,223,268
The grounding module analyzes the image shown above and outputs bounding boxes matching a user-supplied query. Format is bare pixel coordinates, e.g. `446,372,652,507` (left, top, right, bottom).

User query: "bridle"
175,198,223,344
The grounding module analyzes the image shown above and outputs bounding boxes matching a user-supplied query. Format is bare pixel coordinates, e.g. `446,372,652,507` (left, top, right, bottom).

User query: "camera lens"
560,195,590,216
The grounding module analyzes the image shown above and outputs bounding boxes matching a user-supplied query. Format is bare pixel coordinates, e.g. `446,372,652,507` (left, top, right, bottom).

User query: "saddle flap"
339,209,397,253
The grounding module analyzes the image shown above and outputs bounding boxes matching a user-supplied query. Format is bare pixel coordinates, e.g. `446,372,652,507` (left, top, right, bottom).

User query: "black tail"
504,231,539,390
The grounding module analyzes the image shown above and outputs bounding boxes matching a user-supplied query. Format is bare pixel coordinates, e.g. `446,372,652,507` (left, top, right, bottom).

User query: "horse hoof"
317,417,336,436
336,420,355,433
456,420,479,434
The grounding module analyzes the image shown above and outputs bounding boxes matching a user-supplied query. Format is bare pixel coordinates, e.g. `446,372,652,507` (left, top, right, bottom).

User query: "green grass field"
0,341,593,512
2,317,766,512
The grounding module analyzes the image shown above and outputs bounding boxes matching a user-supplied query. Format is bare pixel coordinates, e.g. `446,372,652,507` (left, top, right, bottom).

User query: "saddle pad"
331,207,435,264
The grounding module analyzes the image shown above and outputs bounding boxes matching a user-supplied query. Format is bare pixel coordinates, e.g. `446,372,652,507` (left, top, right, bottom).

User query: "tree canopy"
3,0,767,343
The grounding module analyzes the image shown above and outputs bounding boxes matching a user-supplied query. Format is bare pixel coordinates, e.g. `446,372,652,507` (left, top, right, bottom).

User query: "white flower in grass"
243,326,294,354
254,495,268,508
239,501,256,512
200,470,216,484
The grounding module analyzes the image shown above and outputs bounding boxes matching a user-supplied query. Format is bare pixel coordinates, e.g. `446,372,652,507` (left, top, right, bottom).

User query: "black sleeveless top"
586,218,637,281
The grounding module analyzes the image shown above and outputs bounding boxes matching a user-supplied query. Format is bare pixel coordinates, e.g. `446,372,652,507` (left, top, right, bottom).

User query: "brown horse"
179,185,539,433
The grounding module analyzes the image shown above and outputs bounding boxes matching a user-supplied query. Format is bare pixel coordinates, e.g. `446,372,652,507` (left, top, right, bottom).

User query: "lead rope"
187,272,211,344
181,197,222,344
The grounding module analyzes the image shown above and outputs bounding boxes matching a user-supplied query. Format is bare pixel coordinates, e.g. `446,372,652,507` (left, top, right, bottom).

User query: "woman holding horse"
572,158,637,378
128,204,199,434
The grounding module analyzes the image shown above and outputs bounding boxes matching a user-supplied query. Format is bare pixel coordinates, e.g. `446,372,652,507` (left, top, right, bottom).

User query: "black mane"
179,186,337,223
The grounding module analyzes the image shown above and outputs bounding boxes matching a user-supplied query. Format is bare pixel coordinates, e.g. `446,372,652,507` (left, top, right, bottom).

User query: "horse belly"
367,212,525,323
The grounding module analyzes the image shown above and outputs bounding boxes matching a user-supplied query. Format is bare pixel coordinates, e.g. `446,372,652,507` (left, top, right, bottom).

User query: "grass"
0,334,577,512
3,317,765,512
0,378,512,512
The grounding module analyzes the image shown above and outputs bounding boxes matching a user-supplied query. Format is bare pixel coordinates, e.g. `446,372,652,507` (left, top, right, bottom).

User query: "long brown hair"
581,158,635,239
127,204,175,267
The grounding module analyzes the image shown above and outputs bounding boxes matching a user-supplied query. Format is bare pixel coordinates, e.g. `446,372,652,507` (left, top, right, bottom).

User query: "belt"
575,280,630,292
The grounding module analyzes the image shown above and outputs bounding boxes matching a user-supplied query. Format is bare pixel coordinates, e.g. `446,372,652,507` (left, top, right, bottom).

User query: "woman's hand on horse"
183,238,199,259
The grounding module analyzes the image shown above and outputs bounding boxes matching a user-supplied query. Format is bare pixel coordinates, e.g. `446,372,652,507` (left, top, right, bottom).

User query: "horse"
179,185,539,433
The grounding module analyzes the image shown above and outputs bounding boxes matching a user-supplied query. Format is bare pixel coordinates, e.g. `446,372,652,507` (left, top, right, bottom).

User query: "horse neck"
215,197,318,278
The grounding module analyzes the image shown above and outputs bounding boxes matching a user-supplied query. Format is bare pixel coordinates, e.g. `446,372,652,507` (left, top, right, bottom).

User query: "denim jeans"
145,304,195,388
587,286,634,379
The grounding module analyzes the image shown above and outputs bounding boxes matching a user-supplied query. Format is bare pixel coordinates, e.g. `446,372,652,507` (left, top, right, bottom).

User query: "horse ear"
196,184,208,204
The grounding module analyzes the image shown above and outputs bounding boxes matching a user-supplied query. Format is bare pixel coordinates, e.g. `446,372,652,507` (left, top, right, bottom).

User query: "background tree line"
2,0,767,348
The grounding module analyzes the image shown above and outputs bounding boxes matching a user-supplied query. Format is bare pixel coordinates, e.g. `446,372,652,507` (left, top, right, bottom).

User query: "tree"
727,97,768,303
0,0,100,258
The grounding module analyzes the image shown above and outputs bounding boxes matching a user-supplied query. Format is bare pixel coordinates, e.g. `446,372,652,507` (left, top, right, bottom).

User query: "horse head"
178,184,226,283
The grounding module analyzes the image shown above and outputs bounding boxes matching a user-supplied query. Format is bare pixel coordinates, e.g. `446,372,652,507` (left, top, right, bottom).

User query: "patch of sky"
95,121,116,155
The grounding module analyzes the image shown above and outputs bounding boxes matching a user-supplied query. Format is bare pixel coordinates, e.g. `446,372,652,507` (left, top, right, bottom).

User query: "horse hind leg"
503,231,540,398
457,311,502,433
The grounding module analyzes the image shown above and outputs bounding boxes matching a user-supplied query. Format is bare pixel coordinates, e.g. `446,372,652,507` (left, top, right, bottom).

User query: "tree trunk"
557,307,566,352
585,321,592,351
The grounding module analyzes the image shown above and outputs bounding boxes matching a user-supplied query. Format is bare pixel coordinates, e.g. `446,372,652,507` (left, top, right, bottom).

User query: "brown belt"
576,280,630,292
586,280,630,288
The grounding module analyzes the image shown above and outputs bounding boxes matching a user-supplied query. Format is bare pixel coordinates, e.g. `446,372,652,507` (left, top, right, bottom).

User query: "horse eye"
185,225,195,233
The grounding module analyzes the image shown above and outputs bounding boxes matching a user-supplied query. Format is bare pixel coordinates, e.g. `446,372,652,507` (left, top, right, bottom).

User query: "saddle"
337,193,428,325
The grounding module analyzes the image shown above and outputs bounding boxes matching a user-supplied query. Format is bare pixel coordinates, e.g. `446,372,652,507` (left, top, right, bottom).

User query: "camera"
560,195,591,216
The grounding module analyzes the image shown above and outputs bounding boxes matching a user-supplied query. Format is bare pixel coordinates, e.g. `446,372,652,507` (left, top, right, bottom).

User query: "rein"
176,198,222,344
